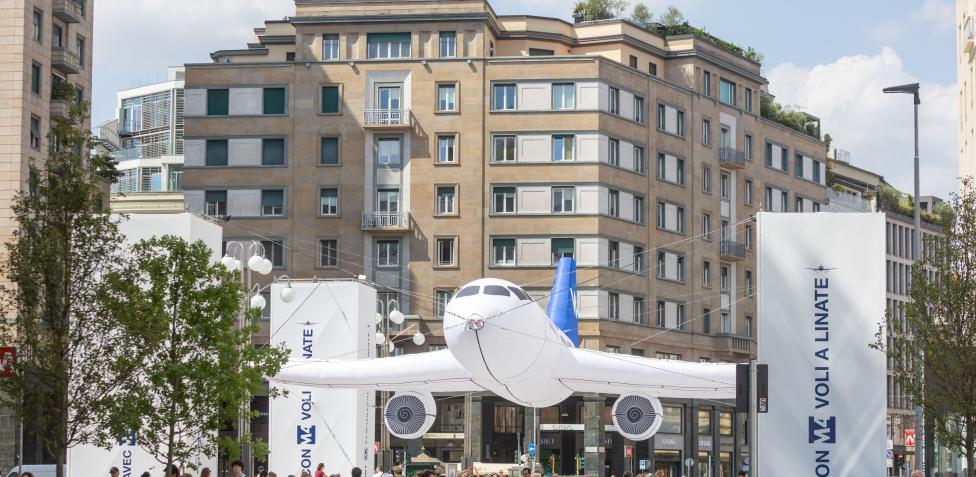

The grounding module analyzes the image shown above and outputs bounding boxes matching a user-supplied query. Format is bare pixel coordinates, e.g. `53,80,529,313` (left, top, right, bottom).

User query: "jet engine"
383,391,437,439
611,393,664,441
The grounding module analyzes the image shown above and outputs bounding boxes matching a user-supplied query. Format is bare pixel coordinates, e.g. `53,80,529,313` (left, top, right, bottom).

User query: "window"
493,238,516,265
703,166,711,193
606,345,620,353
438,84,457,112
649,62,657,76
262,138,285,165
721,310,731,334
703,261,711,287
720,264,730,292
634,146,646,173
32,10,42,43
812,160,822,184
608,190,619,217
678,110,685,136
437,135,457,163
608,241,620,268
634,96,645,123
657,251,685,282
376,189,400,213
551,238,575,263
745,224,753,249
31,63,41,96
657,201,685,233
320,188,338,216
493,187,516,213
493,135,516,162
629,55,638,68
744,179,753,205
263,87,285,115
140,167,162,192
608,139,619,166
745,88,753,113
661,406,683,433
377,137,401,165
528,48,554,56
657,351,682,360
167,166,183,191
319,239,338,267
205,191,227,216
745,134,753,159
608,292,619,320
207,89,229,116
720,171,731,200
702,119,710,145
552,135,575,161
765,187,773,210
286,52,296,61
205,140,228,166
435,290,452,319
609,87,620,115
552,83,575,109
657,153,685,185
702,71,711,96
439,31,456,57
321,33,340,60
745,270,754,295
702,213,711,240
262,240,285,268
795,153,805,178
261,190,284,216
698,410,712,435
321,86,340,114
436,186,456,215
321,137,339,165
552,187,575,213
52,24,62,47
436,238,456,266
720,79,736,106
746,316,753,338
634,246,645,274
493,83,516,110
377,240,400,267
634,196,645,224
634,297,646,325
367,32,411,58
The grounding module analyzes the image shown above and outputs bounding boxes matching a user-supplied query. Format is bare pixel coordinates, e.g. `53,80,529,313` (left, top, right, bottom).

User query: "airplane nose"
466,313,486,331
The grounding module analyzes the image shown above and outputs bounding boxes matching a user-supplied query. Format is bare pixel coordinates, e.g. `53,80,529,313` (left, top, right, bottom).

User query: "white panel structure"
518,186,551,214
577,82,601,109
518,82,551,111
577,289,602,319
619,242,634,273
664,203,678,231
183,88,206,116
577,134,601,163
183,139,205,167
228,189,261,217
619,294,634,323
619,90,634,119
228,87,263,115
269,281,376,477
619,191,634,221
519,135,550,162
517,238,551,266
758,213,886,477
229,138,262,166
576,237,601,266
183,190,204,214
577,186,600,214
619,141,635,170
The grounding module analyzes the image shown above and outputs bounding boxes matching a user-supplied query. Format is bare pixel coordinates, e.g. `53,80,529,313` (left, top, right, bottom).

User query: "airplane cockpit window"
455,286,480,298
508,286,531,301
483,285,511,297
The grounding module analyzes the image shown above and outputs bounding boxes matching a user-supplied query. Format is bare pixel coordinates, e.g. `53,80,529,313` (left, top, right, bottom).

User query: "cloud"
766,47,958,198
913,0,954,32
867,21,904,44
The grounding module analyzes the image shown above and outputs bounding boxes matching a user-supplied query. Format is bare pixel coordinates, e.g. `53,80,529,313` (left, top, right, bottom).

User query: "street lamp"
883,82,924,474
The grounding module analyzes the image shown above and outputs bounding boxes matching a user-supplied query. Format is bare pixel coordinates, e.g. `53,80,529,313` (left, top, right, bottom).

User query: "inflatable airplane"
274,258,736,441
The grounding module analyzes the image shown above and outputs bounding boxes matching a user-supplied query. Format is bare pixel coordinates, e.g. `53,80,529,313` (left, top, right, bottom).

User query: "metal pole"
749,359,758,477
18,416,23,475
911,96,925,476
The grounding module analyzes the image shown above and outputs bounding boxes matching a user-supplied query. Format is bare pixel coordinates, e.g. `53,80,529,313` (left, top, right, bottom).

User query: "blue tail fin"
547,257,579,347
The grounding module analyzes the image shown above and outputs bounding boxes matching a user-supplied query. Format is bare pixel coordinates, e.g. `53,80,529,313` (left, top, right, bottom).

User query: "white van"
4,465,56,477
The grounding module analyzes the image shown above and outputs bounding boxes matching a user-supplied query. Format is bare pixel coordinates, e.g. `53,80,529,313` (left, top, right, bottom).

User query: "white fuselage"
442,278,575,407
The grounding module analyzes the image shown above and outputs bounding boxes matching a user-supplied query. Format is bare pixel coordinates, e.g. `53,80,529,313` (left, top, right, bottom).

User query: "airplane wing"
272,349,485,393
555,347,737,399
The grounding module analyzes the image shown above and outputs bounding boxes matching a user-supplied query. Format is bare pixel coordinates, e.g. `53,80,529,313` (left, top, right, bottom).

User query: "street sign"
374,442,380,455
905,430,916,447
684,457,694,468
735,363,769,413
527,444,536,456
0,347,14,378
624,445,633,459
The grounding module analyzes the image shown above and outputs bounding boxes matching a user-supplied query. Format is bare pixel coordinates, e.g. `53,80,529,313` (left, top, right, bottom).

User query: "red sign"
0,347,15,378
374,442,381,455
905,430,916,447
624,445,633,459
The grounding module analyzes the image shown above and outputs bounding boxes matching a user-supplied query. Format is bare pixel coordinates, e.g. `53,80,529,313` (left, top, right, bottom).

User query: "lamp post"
883,82,923,475
221,240,274,477
375,297,426,468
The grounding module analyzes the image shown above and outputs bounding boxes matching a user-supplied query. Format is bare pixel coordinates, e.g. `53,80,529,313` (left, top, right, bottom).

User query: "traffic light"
893,453,903,469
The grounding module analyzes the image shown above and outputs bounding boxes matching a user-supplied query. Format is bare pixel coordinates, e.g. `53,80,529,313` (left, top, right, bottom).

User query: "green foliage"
51,80,76,102
103,236,289,473
876,182,947,225
629,3,653,29
873,177,976,477
0,99,143,477
573,0,628,21
935,201,956,227
658,5,685,27
760,94,820,139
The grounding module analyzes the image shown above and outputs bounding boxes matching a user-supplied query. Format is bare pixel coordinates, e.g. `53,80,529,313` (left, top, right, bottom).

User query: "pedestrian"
20,473,34,477
520,468,530,477
169,465,181,477
111,467,121,477
142,472,151,477
301,471,312,477
911,472,923,477
201,468,212,477
351,466,362,477
737,472,746,477
315,463,327,477
268,473,277,477
231,460,247,477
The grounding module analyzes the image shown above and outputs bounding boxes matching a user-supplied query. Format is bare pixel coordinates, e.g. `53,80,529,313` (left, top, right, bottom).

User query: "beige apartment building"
961,0,976,180
184,1,827,474
0,0,93,471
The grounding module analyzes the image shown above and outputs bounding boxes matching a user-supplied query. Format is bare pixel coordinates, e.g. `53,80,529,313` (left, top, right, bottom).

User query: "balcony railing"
51,48,81,75
719,147,746,169
828,189,873,212
362,212,410,231
363,108,411,128
50,98,70,118
719,240,746,260
715,333,753,354
53,0,82,23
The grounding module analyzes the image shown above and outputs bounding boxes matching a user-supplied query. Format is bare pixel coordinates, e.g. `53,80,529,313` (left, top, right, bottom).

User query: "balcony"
715,333,753,355
50,98,70,118
965,17,974,55
362,212,410,231
52,0,82,23
363,109,411,129
828,189,873,212
719,147,746,169
51,48,81,75
719,240,746,261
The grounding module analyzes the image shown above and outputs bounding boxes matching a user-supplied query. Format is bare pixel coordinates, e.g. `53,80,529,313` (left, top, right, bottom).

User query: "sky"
93,0,960,198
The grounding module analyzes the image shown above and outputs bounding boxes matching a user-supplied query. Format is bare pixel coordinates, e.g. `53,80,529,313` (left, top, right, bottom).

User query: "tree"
0,91,137,477
573,0,628,21
658,5,685,27
104,236,289,474
630,3,653,29
874,177,976,477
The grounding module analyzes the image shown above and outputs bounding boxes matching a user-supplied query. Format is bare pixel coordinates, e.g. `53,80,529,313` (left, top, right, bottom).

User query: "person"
351,467,362,477
551,473,559,477
142,472,151,477
20,473,34,477
520,468,530,477
911,472,923,477
737,472,746,477
231,460,247,477
111,468,121,477
268,473,278,477
201,469,212,477
170,465,181,477
316,464,327,477
301,471,312,477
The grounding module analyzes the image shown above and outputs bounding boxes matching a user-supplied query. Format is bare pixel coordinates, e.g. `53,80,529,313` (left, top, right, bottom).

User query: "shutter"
205,140,228,166
321,137,339,164
262,138,285,165
322,86,340,113
263,87,285,114
207,89,229,115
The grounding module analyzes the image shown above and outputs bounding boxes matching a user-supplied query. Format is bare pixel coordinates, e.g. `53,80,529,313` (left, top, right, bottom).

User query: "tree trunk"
56,446,67,477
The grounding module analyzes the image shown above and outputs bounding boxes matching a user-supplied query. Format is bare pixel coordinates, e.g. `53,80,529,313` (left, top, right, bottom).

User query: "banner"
758,212,886,476
269,281,376,477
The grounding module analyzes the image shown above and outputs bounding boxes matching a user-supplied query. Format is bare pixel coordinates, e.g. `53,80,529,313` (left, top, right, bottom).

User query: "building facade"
960,0,976,181
183,1,828,475
0,0,93,471
99,67,186,213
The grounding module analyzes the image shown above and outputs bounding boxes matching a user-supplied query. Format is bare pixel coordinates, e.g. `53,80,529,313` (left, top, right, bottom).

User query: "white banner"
758,212,886,476
269,281,375,477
